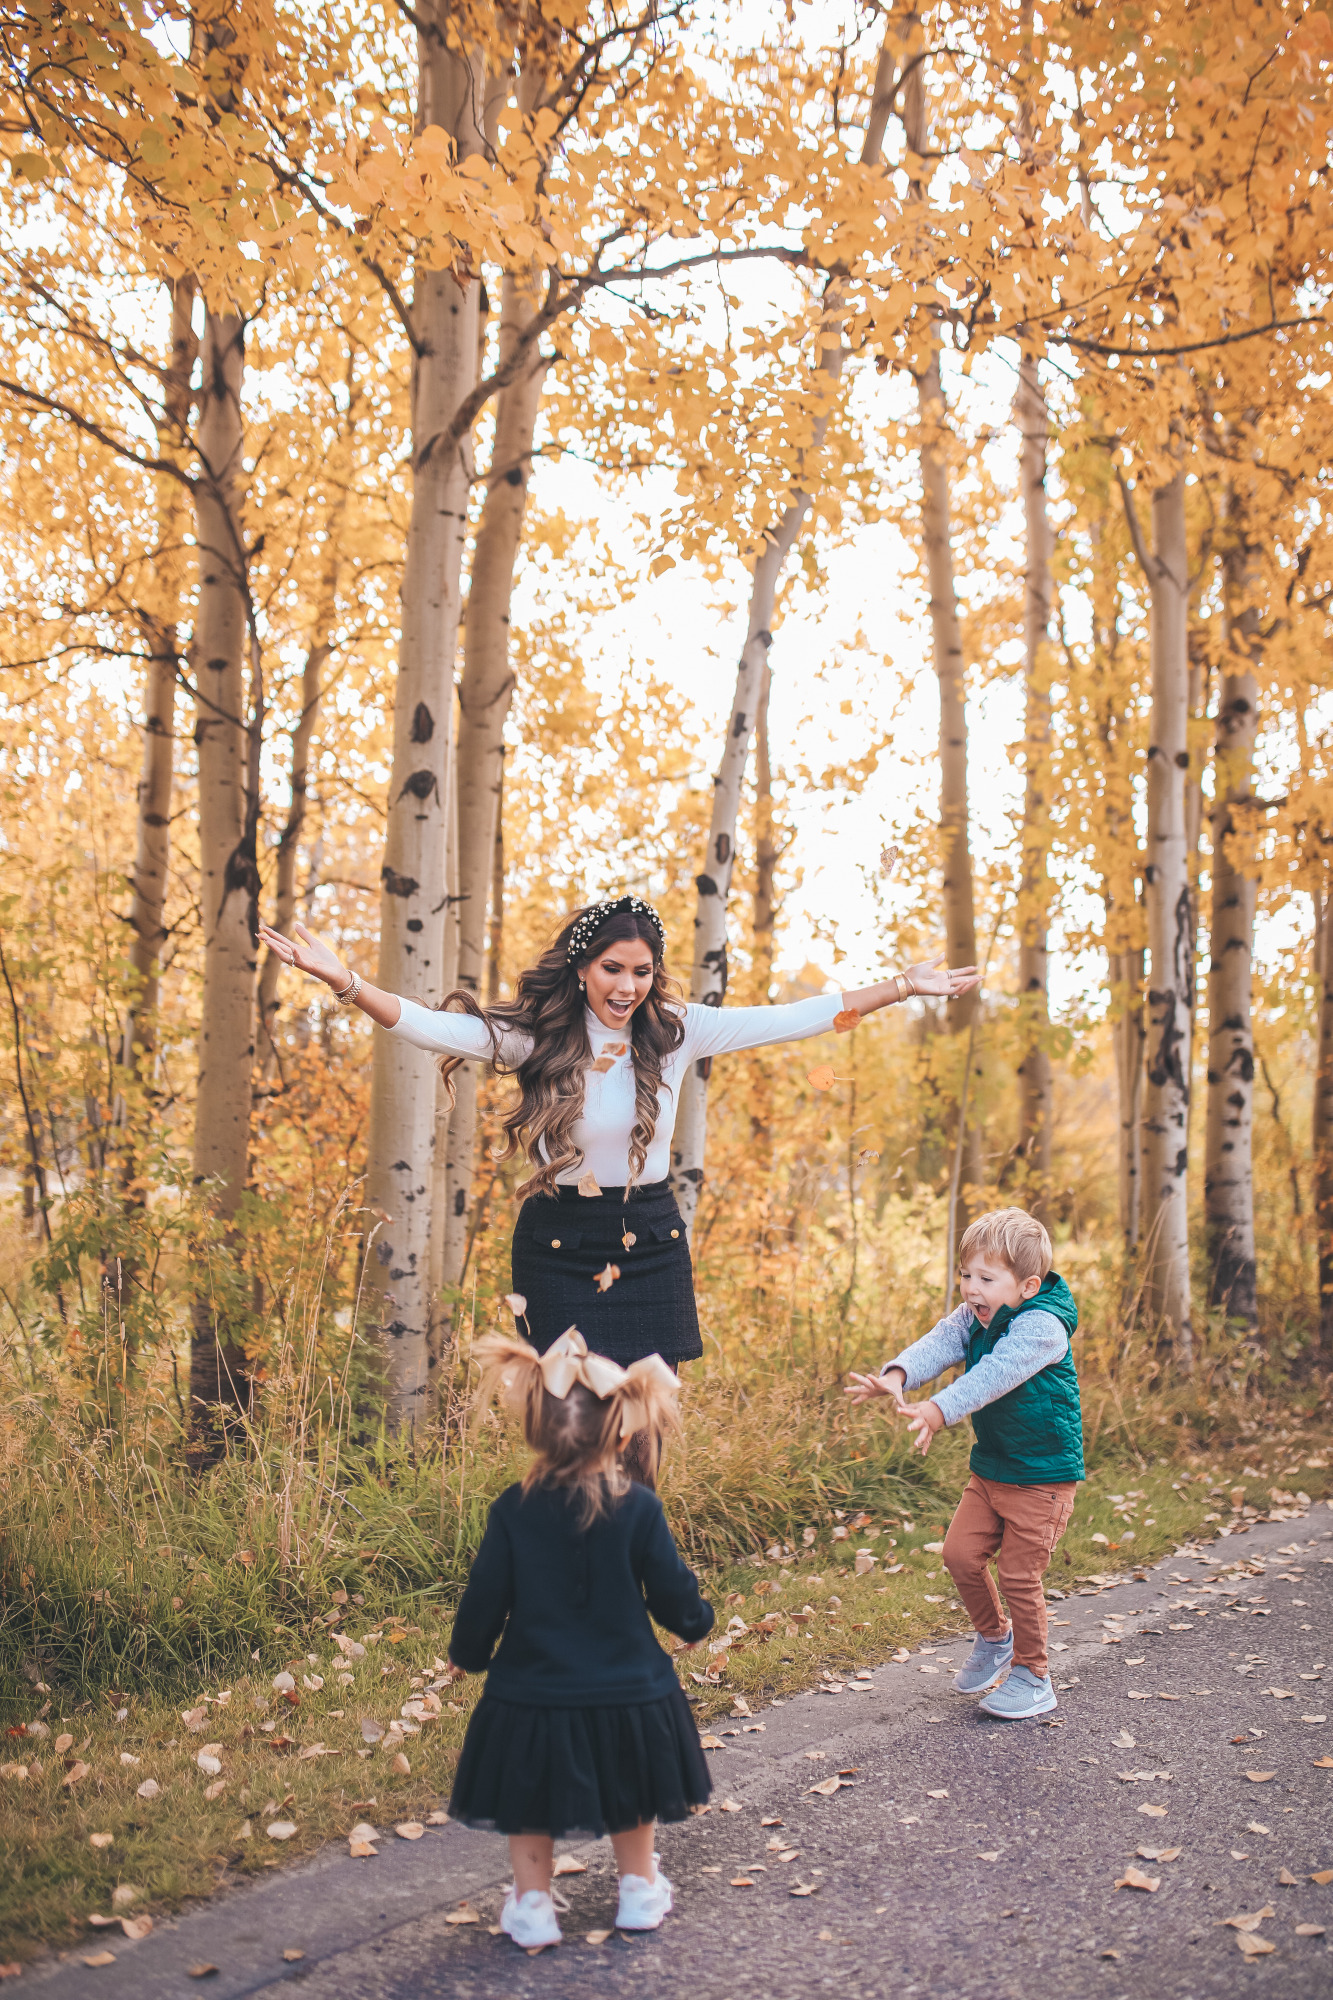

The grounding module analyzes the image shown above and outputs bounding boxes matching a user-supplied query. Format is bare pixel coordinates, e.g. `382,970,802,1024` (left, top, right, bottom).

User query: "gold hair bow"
501,1325,678,1440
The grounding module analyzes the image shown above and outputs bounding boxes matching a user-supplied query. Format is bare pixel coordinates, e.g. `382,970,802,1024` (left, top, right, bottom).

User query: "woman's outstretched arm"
683,954,983,1064
258,922,517,1062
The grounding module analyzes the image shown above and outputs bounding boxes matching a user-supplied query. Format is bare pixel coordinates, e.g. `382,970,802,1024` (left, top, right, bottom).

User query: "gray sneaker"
977,1664,1057,1719
954,1631,1014,1694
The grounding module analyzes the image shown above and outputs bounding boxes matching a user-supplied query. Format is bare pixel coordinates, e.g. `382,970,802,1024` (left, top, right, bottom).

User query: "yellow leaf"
577,1172,602,1197
807,1064,837,1092
1114,1868,1160,1892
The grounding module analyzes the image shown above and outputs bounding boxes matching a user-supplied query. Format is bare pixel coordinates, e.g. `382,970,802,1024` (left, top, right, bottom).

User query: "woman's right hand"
258,920,348,990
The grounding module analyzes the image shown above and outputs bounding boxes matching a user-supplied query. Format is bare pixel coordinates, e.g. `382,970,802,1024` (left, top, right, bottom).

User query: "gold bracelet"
892,973,908,1004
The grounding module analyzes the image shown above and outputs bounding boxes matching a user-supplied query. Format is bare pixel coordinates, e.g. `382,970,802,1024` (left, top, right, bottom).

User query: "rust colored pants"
941,1473,1077,1678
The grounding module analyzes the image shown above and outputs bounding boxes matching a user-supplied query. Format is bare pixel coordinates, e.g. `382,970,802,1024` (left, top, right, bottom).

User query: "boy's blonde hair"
958,1207,1052,1285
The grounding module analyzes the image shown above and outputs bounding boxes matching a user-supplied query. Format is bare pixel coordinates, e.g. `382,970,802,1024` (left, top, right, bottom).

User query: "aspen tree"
365,4,485,1428
669,25,899,1234
1121,466,1193,1365
1316,897,1333,1360
1014,351,1053,1216
1203,501,1259,1321
122,275,196,1088
901,36,981,1210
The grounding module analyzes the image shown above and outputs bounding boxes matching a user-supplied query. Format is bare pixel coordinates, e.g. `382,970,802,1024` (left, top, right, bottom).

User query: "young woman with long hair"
259,896,979,1392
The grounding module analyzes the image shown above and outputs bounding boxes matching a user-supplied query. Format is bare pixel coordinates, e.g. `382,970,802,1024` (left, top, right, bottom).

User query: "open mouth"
605,997,634,1016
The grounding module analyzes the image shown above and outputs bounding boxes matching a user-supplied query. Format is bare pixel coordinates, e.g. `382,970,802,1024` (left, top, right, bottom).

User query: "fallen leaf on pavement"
426,1810,449,1825
1245,1771,1276,1783
1137,1847,1182,1862
282,1950,305,1962
1223,1907,1276,1932
585,1929,612,1944
807,1776,850,1796
120,1916,153,1941
83,1952,117,1968
552,1855,587,1875
445,1905,479,1926
926,1789,949,1799
1115,1868,1160,1892
1295,1924,1326,1936
187,1967,219,1979
1112,1731,1136,1748
395,1822,425,1841
1279,1869,1299,1886
349,1840,376,1858
790,1883,820,1896
1313,1756,1333,1769
1311,1870,1333,1884
699,1735,724,1750
1137,1803,1168,1818
1235,1935,1275,1957
718,1799,743,1813
730,1877,755,1888
977,1851,1000,1862
761,1817,783,1827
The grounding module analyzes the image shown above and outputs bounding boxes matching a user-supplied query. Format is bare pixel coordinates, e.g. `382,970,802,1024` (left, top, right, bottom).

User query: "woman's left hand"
904,953,980,1000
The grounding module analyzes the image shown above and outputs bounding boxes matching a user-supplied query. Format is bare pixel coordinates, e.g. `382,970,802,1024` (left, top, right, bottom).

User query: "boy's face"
960,1256,1043,1325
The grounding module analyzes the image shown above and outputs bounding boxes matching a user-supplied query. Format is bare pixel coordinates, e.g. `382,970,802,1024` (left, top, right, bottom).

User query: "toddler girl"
446,1325,714,1948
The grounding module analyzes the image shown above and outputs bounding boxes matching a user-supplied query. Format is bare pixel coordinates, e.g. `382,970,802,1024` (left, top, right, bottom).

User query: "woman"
259,895,978,1384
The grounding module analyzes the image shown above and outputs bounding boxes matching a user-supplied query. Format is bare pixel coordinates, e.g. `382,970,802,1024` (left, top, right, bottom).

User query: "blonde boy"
847,1207,1082,1720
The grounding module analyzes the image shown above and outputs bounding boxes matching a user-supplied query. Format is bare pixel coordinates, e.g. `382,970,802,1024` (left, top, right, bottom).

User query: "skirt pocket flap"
642,1218,686,1245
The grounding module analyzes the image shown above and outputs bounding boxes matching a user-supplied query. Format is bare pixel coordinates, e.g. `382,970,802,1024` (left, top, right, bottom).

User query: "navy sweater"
448,1479,714,1706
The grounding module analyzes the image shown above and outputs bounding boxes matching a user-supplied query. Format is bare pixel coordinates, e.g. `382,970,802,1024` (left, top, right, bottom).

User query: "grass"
3,1397,1329,1967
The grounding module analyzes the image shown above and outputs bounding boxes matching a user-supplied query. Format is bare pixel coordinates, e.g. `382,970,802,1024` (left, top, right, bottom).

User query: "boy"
847,1207,1082,1720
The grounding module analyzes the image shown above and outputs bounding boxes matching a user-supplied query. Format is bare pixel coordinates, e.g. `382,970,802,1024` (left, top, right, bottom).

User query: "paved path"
32,1511,1333,1999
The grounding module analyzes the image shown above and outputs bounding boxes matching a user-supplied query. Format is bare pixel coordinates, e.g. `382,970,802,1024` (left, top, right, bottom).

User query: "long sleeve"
636,1499,714,1644
448,1508,514,1672
679,992,842,1064
930,1310,1072,1426
386,994,532,1066
879,1304,973,1393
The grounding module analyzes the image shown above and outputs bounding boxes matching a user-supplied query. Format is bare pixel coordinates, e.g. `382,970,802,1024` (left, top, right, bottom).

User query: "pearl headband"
565,895,666,966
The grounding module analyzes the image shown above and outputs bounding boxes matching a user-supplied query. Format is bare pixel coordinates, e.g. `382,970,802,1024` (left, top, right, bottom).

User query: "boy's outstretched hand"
844,1368,906,1407
899,1398,945,1456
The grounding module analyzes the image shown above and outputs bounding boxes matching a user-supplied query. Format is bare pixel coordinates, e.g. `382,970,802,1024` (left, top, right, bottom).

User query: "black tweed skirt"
448,1687,712,1839
511,1180,701,1366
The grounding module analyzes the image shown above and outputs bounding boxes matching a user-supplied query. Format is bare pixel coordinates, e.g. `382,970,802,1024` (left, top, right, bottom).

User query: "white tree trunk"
1015,351,1053,1215
1110,947,1146,1249
1203,516,1258,1322
1314,894,1333,1362
1136,470,1194,1365
669,28,898,1234
190,304,256,1413
123,275,196,1087
365,11,485,1429
438,262,547,1294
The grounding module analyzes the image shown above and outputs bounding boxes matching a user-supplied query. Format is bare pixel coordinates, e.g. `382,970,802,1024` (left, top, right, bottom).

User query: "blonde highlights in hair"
957,1206,1053,1285
472,1330,682,1522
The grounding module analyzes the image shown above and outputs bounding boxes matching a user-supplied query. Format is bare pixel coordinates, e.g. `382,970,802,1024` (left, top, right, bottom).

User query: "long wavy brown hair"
437,905,684,1199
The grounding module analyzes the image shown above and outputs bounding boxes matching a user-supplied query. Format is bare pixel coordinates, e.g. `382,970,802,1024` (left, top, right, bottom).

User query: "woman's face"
580,938,656,1030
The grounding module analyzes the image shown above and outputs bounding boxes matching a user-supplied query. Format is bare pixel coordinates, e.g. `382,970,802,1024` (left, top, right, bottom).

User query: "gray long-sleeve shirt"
879,1302,1070,1428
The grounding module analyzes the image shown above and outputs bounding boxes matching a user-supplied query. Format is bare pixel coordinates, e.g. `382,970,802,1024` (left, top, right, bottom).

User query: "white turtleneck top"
387,991,844,1188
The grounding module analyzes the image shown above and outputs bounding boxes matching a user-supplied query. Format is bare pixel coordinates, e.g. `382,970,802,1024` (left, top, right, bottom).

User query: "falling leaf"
1223,1906,1276,1931
621,1231,637,1249
552,1855,587,1875
585,1928,613,1944
120,1916,153,1941
833,1008,861,1033
266,1820,298,1841
577,1172,602,1197
594,1263,620,1292
282,1950,305,1962
1245,1771,1276,1783
1137,1803,1168,1818
856,1148,881,1165
82,1953,116,1968
504,1293,526,1316
590,1055,616,1073
1235,1935,1275,1957
806,1064,837,1092
879,844,900,876
1114,1868,1160,1892
395,1821,425,1841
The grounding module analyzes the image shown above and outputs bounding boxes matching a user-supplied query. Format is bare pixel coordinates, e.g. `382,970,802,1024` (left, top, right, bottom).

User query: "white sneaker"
615,1857,674,1931
500,1888,563,1949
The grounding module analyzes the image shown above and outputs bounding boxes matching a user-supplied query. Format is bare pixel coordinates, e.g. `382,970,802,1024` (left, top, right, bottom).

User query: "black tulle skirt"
448,1686,712,1838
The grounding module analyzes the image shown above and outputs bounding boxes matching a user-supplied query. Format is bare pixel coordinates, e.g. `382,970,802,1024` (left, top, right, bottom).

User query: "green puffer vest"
965,1271,1085,1487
